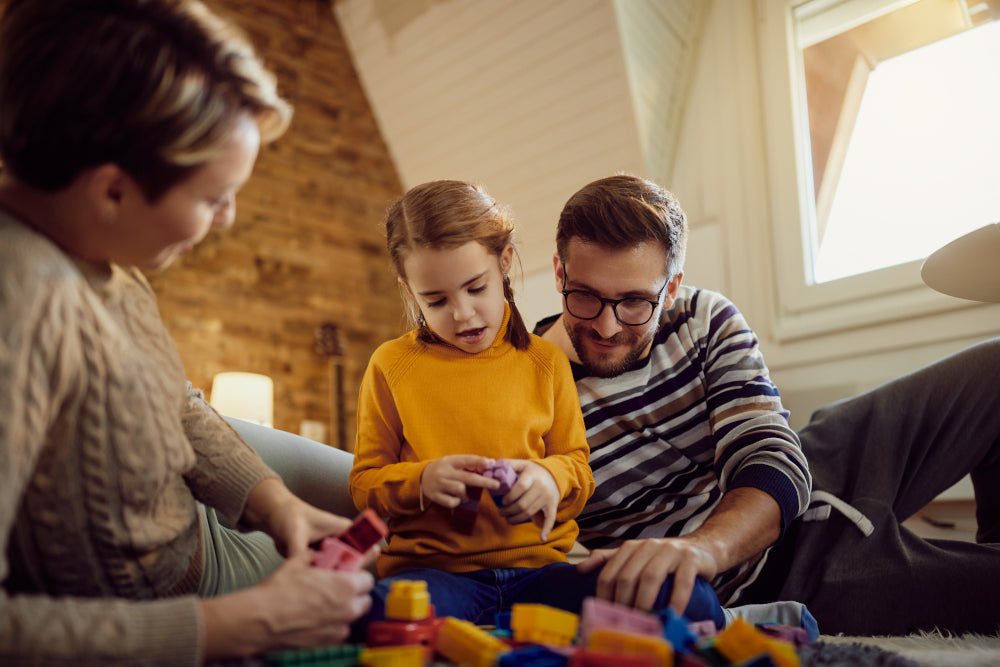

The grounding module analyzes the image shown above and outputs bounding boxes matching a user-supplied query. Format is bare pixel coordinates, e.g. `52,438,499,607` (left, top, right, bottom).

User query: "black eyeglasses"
561,269,669,326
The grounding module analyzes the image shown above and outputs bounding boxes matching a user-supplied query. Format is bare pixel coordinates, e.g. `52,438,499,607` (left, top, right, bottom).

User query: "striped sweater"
536,286,811,603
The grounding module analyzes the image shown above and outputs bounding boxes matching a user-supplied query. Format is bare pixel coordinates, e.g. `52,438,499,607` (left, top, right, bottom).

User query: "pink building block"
311,536,363,572
579,597,663,643
484,460,518,505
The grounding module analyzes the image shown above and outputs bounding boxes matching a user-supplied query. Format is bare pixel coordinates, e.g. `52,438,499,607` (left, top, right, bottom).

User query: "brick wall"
146,0,405,445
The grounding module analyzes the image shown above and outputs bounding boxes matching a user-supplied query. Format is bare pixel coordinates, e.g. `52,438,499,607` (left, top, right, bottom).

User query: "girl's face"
402,240,513,354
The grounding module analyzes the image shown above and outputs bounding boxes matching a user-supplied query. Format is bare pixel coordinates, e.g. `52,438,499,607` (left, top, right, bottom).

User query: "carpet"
810,632,1000,667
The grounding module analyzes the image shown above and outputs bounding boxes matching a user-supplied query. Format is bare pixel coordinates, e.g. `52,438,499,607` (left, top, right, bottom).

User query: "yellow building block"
359,644,424,667
436,617,510,667
587,627,672,666
385,580,431,620
511,603,580,646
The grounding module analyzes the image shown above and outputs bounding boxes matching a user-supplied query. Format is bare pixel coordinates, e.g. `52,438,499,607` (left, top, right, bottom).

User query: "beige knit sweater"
0,211,278,665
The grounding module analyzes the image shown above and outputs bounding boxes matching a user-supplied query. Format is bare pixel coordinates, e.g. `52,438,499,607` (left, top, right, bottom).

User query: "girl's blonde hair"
385,180,530,350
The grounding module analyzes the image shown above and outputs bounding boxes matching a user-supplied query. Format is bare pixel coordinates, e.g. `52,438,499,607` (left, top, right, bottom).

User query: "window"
798,0,1000,284
759,0,1000,340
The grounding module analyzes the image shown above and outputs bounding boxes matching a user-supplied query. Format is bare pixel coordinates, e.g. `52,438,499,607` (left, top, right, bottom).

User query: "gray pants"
196,419,357,597
752,338,1000,635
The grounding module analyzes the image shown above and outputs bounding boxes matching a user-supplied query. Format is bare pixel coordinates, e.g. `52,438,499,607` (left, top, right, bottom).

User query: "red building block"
569,648,658,667
341,508,388,553
451,485,484,535
366,611,445,661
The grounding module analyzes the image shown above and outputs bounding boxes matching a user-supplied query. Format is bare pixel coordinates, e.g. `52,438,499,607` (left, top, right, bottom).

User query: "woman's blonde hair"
385,180,531,350
0,0,292,201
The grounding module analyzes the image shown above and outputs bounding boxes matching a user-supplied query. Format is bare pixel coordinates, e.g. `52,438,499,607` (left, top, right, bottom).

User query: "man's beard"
565,320,655,378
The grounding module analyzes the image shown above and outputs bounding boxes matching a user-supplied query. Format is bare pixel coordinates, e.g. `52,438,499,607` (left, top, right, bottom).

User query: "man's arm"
577,486,781,614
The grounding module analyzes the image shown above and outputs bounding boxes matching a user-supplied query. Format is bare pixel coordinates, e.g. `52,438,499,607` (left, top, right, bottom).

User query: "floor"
902,499,978,542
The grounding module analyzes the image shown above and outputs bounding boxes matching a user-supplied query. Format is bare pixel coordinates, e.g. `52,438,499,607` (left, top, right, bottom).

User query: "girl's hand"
496,460,560,541
421,454,500,509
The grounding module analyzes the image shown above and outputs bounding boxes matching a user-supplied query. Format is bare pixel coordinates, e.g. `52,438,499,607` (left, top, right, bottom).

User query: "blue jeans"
354,562,724,638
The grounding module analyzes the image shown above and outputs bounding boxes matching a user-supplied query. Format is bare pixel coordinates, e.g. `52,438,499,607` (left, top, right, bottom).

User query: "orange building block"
715,617,800,667
587,627,673,667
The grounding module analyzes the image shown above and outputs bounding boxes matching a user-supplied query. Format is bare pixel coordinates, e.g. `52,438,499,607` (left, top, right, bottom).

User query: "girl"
349,180,725,628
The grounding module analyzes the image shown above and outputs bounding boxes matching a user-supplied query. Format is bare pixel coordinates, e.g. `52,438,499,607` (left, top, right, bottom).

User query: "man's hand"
577,537,719,614
497,459,560,541
577,487,782,615
420,454,500,508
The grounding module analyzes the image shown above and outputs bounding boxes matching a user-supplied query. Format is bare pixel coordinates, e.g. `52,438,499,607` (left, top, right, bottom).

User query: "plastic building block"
435,617,510,667
688,619,718,638
714,618,799,667
358,644,424,666
385,580,431,620
579,597,663,643
262,643,362,666
451,484,484,534
365,607,444,660
340,508,388,553
587,627,672,667
484,460,518,505
757,623,811,647
311,536,363,572
511,603,579,646
494,610,513,632
499,644,570,666
675,652,715,667
568,648,658,667
657,606,697,653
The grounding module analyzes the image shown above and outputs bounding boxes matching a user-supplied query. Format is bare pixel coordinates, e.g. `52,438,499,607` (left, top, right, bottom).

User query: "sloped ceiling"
332,0,706,276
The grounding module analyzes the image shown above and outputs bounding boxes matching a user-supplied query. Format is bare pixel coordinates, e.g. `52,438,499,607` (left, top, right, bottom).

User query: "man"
536,174,1000,635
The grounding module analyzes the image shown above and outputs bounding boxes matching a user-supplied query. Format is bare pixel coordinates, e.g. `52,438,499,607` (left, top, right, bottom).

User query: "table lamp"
209,372,274,427
920,223,1000,303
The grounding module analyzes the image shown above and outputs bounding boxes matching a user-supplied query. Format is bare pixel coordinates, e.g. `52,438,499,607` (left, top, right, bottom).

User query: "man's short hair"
556,174,688,280
0,0,291,201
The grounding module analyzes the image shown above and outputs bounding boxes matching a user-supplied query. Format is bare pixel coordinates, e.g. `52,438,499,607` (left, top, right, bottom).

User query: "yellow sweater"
350,309,594,577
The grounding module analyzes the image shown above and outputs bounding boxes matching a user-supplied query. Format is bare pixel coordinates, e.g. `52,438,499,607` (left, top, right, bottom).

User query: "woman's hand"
243,477,367,559
200,551,375,660
420,454,499,509
496,459,560,541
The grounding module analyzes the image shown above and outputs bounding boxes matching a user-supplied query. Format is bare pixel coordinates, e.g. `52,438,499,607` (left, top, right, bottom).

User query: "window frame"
758,0,978,343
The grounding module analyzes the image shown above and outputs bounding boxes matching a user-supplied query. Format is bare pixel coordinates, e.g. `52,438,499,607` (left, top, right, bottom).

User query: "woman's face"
114,115,260,270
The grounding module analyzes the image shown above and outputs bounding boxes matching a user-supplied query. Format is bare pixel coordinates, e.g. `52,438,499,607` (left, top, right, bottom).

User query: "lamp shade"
209,372,273,427
921,223,1000,303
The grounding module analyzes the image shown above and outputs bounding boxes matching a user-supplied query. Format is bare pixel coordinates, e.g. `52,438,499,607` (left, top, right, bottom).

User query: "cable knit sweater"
0,211,278,665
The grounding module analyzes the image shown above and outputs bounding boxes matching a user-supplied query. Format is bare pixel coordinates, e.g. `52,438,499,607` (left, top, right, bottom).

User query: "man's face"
556,238,680,377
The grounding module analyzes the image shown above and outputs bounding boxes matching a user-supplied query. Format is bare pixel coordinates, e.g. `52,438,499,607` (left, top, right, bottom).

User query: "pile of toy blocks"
251,509,811,666
258,582,810,666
